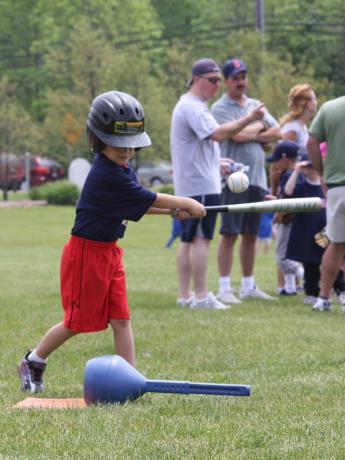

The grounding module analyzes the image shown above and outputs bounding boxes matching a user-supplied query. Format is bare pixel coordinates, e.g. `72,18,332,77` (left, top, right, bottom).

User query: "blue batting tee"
71,153,157,241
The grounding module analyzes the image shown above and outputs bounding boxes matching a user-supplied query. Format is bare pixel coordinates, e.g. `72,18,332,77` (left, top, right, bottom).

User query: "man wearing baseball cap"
211,58,281,304
170,58,266,310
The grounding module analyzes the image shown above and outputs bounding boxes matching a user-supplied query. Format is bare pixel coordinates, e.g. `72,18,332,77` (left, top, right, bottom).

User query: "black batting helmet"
87,91,151,148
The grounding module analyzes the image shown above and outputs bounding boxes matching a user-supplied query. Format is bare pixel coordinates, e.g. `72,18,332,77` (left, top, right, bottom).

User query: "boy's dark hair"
87,127,105,153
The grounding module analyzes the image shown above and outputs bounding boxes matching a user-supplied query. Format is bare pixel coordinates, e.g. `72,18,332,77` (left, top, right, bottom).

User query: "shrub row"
29,180,80,205
28,181,174,206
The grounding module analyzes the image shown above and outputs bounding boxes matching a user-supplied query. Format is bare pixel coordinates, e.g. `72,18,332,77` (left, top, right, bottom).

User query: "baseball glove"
314,228,330,248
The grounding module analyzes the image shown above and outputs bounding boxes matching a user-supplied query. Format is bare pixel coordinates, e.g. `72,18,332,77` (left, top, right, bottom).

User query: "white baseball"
227,171,249,193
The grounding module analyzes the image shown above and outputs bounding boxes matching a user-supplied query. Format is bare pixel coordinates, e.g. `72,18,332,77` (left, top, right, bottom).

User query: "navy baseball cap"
223,59,247,79
186,58,221,87
266,140,299,163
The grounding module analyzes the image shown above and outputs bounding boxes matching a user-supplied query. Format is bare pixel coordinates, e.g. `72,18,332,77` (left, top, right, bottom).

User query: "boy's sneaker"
312,297,332,312
18,351,46,393
304,295,318,305
177,294,195,307
240,286,276,300
216,290,242,304
192,292,229,310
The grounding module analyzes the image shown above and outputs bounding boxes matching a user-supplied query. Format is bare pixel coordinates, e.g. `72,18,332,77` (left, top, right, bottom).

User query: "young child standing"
18,90,205,393
284,154,345,307
267,140,304,295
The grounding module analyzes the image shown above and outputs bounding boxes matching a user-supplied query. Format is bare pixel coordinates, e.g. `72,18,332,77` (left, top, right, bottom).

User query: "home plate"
14,398,87,409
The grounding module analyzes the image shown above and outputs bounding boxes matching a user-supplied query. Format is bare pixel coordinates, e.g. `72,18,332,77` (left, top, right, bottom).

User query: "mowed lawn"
1,205,345,459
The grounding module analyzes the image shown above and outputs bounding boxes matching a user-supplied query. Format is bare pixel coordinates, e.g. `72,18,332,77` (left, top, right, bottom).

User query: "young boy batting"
18,90,205,393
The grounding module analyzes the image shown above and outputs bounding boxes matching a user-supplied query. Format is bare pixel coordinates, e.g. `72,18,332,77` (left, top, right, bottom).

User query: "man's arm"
255,126,282,144
231,121,266,142
210,104,265,142
307,135,323,176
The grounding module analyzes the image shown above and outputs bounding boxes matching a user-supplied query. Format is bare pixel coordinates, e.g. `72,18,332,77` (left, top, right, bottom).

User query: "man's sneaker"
177,294,195,307
304,295,318,305
217,290,242,304
192,292,229,310
312,297,332,312
18,351,46,393
279,289,297,296
240,286,276,300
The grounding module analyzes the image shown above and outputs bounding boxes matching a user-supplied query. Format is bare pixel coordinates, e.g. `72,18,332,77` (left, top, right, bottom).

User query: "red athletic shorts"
60,235,129,333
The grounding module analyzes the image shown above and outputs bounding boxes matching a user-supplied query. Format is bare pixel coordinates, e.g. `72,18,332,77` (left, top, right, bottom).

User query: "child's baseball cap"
266,140,299,163
87,91,151,148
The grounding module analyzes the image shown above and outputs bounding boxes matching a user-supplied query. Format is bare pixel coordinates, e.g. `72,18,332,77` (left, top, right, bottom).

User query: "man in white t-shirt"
170,58,265,309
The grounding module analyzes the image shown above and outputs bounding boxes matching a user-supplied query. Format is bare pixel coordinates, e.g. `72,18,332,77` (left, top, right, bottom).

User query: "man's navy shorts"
180,194,221,242
220,185,266,235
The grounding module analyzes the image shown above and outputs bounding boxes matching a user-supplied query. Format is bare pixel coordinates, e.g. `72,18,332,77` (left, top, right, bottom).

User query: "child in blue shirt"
284,154,345,306
18,91,205,393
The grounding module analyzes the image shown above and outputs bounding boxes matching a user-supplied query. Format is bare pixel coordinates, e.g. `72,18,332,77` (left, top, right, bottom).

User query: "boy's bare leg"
35,322,78,359
110,319,135,366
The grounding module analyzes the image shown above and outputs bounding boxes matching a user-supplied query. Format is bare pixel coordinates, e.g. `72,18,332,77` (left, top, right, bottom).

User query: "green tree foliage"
0,0,344,169
212,30,331,120
0,77,41,153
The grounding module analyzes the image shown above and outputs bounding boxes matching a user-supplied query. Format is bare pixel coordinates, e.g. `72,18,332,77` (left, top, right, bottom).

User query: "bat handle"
146,379,250,396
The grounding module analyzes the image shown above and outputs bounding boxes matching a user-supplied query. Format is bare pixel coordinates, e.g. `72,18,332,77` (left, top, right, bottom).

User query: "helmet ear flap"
87,128,105,153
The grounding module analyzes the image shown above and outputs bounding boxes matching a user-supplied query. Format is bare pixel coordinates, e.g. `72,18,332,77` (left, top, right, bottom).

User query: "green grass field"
1,205,345,459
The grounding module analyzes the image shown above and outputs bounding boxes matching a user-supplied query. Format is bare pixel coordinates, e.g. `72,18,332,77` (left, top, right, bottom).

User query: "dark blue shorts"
220,185,266,235
180,194,221,243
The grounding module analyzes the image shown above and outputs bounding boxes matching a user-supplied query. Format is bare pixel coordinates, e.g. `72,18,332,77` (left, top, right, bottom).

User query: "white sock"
219,276,231,292
28,349,48,364
284,274,296,293
241,276,254,291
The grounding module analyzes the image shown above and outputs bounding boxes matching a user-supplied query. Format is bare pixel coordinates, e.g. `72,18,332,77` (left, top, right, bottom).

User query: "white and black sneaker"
18,351,46,393
312,297,332,312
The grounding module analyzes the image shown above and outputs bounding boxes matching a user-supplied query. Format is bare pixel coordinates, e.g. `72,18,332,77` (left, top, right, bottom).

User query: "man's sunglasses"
200,76,222,84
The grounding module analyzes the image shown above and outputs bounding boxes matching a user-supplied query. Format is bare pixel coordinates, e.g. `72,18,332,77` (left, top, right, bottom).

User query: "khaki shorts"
326,186,345,243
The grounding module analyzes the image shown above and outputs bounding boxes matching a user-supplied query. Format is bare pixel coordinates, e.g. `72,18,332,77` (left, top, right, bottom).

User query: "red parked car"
22,156,65,187
0,152,25,191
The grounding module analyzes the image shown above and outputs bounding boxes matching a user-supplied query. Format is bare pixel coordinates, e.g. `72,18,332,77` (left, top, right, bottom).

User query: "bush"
29,180,80,205
156,184,175,195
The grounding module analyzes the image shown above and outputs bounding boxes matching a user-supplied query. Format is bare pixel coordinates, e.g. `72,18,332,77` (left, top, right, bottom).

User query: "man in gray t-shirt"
170,58,266,310
211,59,281,304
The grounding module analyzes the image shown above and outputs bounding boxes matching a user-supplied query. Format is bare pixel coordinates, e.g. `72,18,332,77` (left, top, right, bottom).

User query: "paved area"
0,200,47,208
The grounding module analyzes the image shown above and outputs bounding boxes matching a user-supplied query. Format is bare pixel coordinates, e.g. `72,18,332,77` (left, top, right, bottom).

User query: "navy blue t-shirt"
71,153,157,241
